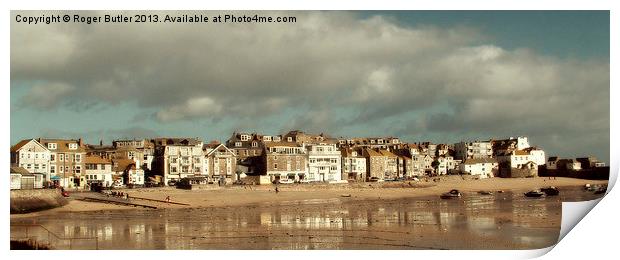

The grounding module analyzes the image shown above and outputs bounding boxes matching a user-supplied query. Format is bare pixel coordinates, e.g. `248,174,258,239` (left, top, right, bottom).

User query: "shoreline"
10,177,609,218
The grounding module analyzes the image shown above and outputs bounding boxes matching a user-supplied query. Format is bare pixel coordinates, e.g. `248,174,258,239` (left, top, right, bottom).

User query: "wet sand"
11,184,606,250
10,177,608,250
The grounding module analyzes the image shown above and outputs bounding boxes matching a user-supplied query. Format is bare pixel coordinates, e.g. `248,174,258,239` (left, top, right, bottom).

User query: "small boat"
594,186,607,194
340,194,352,198
524,190,545,198
540,186,560,196
584,184,596,191
440,189,462,199
478,190,493,195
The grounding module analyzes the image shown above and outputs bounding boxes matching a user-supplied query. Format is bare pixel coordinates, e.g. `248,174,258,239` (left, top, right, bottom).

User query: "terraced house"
261,142,307,183
341,147,367,181
38,138,87,188
306,142,342,182
152,138,204,185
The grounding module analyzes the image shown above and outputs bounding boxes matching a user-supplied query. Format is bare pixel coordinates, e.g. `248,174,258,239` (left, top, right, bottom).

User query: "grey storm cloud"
11,10,609,160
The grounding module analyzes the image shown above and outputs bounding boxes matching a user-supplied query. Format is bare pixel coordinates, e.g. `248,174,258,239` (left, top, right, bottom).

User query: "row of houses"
10,130,603,189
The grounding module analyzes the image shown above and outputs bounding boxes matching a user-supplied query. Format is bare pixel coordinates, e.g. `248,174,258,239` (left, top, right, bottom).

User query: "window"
69,143,78,150
252,142,258,147
59,166,64,173
59,154,64,162
48,143,57,150
75,154,82,162
274,163,278,169
35,154,39,159
50,165,56,174
287,137,293,142
171,166,178,173
50,154,56,162
74,166,81,174
34,164,39,170
182,166,189,172
235,142,242,147
64,166,69,173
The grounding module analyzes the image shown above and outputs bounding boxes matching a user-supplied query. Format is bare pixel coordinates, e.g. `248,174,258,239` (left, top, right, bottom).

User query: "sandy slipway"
11,177,609,215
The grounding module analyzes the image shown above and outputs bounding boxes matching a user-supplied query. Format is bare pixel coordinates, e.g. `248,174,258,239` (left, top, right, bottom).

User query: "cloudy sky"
10,11,609,162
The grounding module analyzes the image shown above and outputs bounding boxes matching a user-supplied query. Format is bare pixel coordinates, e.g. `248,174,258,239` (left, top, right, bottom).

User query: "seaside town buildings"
306,142,342,182
203,142,238,184
152,138,204,185
261,142,307,183
84,156,114,188
341,147,367,181
38,138,87,189
459,158,499,178
454,140,493,160
10,132,607,189
10,139,51,182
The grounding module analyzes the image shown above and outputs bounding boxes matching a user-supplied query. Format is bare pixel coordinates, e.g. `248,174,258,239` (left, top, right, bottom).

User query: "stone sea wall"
10,189,68,214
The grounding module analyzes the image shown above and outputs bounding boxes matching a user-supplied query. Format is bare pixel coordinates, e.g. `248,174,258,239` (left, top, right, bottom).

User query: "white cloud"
11,11,609,160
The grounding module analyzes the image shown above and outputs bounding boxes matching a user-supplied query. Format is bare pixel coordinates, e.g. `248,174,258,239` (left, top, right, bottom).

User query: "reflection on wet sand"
11,186,603,249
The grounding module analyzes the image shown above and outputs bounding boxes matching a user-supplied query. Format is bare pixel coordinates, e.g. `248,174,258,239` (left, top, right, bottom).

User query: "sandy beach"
12,177,609,216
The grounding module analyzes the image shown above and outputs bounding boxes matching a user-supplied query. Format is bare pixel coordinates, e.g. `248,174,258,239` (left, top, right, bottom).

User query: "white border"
3,1,616,259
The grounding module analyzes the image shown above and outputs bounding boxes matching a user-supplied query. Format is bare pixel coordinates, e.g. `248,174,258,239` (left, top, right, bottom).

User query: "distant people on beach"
275,186,279,194
166,196,171,202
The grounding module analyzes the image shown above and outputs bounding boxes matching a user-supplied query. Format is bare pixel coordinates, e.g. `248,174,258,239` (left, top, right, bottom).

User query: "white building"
496,148,546,169
153,138,204,185
454,140,493,161
459,158,498,178
11,139,51,182
307,143,342,182
84,156,114,188
435,155,456,175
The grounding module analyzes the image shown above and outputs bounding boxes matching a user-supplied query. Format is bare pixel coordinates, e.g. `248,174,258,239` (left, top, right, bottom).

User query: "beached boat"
594,186,607,194
477,190,493,195
540,186,559,196
584,184,597,191
440,189,462,199
524,190,545,198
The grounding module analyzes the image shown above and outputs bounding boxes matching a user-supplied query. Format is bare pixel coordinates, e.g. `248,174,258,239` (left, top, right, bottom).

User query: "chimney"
78,138,83,146
100,140,103,146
